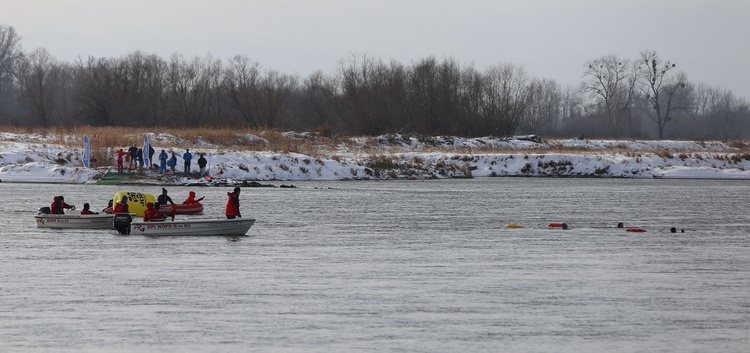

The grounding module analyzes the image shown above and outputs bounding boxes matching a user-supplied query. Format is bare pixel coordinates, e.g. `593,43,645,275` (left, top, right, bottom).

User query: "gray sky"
2,0,748,99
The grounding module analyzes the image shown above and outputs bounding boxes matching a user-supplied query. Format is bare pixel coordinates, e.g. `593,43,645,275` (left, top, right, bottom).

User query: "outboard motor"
38,207,51,215
113,213,133,235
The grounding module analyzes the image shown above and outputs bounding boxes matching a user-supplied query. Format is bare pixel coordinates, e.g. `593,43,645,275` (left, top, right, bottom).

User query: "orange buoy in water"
626,227,647,233
548,222,564,228
506,223,524,229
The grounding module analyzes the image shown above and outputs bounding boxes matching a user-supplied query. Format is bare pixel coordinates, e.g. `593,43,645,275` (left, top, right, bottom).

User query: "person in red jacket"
225,187,241,219
113,195,129,213
116,149,127,173
182,191,204,205
143,202,165,222
80,203,98,215
50,196,75,214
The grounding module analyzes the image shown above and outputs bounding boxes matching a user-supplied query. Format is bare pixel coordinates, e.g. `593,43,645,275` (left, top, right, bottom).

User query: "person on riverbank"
183,149,193,175
197,153,208,176
148,145,155,170
225,187,241,219
158,149,168,174
116,148,126,173
136,148,144,174
167,152,177,173
182,191,204,205
128,144,138,170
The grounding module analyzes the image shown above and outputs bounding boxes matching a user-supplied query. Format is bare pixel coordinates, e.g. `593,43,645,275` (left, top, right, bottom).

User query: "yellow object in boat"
113,191,156,217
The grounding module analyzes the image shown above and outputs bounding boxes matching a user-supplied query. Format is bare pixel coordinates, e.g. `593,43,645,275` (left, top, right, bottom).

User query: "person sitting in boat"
182,191,204,205
225,187,241,219
157,188,175,206
154,202,176,220
143,202,168,222
50,196,75,214
80,203,98,215
102,199,114,213
113,195,129,213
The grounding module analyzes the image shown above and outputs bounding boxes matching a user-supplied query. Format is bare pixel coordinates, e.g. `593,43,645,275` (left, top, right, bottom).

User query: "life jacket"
225,192,240,216
113,202,129,213
50,201,63,214
143,202,163,222
183,191,201,205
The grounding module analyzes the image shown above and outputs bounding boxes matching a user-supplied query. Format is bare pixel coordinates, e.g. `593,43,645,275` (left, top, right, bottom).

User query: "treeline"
0,25,748,139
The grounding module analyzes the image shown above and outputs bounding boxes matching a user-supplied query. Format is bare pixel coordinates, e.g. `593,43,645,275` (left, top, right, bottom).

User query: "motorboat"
36,208,119,229
113,214,255,236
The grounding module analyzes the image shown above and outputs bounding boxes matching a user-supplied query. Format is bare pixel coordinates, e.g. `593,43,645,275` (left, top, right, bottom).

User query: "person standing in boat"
225,187,241,219
182,191,204,205
158,188,176,206
50,196,75,214
113,195,129,213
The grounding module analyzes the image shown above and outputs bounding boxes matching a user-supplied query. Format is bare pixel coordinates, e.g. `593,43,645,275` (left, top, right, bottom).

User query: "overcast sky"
2,0,748,99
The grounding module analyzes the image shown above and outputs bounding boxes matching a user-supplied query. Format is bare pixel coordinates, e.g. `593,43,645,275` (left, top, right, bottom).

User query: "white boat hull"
35,211,118,229
127,218,256,236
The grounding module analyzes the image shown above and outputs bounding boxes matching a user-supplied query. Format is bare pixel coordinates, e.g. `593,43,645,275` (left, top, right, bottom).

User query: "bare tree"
558,85,584,136
705,87,747,139
253,70,299,128
14,48,69,126
638,50,689,138
0,25,23,118
223,55,261,127
581,55,639,137
304,70,347,132
164,53,217,126
481,63,529,136
406,56,462,135
521,78,561,134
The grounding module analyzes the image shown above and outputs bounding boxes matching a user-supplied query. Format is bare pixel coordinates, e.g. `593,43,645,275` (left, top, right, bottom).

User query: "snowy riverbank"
2,132,750,184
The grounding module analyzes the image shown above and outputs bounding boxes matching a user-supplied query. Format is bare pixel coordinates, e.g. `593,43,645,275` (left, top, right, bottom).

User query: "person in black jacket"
128,144,138,170
157,188,175,206
148,145,155,170
197,153,208,176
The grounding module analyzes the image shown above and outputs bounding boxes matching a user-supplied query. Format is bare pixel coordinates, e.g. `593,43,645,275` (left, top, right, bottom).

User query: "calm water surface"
1,178,749,352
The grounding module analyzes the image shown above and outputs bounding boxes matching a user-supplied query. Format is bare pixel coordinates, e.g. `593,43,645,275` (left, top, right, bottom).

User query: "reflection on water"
1,179,749,352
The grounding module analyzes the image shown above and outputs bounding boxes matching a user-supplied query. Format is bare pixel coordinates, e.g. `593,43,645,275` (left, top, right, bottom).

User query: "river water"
1,178,748,352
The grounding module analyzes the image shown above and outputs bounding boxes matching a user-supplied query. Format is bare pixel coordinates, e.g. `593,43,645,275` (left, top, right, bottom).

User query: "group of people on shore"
115,144,209,177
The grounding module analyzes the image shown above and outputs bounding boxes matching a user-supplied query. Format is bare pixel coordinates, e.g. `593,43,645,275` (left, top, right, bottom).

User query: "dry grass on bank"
2,125,749,156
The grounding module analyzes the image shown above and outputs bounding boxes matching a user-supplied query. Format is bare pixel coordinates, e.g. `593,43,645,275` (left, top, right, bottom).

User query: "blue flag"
83,135,90,168
143,134,150,168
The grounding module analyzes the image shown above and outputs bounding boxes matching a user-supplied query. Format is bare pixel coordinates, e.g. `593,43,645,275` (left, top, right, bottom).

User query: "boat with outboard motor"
113,213,255,236
36,207,121,229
